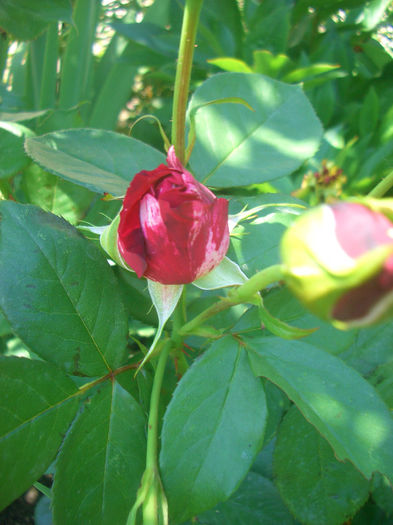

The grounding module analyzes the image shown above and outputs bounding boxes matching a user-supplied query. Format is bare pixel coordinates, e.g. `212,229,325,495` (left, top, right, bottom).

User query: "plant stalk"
368,170,393,198
171,0,203,164
178,264,284,337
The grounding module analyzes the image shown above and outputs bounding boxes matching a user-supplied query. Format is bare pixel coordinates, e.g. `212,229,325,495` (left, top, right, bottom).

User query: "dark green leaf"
188,73,322,188
196,472,294,525
247,337,393,482
52,381,146,525
25,129,166,196
160,337,267,524
0,357,78,510
274,406,369,525
0,201,128,376
372,472,393,517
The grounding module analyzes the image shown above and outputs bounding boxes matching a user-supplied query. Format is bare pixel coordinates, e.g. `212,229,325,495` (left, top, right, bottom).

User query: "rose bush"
280,200,393,328
101,146,230,285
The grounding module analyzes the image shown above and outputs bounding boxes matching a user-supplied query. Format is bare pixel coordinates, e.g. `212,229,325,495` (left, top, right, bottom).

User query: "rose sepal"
99,213,133,271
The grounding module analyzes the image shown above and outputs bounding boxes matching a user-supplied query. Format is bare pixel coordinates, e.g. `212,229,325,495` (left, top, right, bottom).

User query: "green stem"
368,170,393,198
145,341,171,472
178,264,284,337
171,0,203,163
141,340,171,525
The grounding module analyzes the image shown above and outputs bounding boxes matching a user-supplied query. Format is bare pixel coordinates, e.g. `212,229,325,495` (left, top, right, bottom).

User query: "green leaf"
188,73,322,188
274,406,369,525
0,121,34,178
160,337,267,524
0,109,49,122
247,337,393,482
0,357,79,510
358,87,380,137
282,63,341,84
372,472,393,517
25,129,166,196
195,472,294,525
361,0,393,31
22,164,94,225
53,381,146,525
0,201,128,376
227,195,304,274
35,495,53,525
208,57,253,73
0,0,72,40
252,50,293,78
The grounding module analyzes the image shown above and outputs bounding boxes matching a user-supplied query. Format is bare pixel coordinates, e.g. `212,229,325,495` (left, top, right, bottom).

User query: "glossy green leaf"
0,357,79,510
274,406,369,525
247,337,393,482
188,73,322,188
0,201,128,376
0,0,72,40
53,381,146,525
160,337,267,524
195,472,294,525
0,122,34,178
25,129,166,196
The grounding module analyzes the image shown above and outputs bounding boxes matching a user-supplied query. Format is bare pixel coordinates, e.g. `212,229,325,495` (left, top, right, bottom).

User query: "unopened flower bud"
280,200,393,328
100,146,229,285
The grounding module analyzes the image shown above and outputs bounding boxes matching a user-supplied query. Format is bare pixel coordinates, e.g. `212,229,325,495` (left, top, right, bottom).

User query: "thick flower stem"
178,264,284,337
171,0,203,164
368,170,393,198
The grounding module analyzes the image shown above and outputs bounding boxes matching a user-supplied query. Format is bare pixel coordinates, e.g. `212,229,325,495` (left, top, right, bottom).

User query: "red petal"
332,202,393,258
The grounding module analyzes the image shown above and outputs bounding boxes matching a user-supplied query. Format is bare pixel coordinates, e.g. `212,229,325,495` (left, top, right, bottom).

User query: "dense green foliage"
1,1,393,524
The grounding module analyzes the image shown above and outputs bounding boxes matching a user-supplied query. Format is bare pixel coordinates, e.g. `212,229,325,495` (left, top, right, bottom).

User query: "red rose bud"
103,146,229,285
280,200,393,328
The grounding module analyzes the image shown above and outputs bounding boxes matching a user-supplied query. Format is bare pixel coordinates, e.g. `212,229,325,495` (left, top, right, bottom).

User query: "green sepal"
258,297,318,340
99,213,133,271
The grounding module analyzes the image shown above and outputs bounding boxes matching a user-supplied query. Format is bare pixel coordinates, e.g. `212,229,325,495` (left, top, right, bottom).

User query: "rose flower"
102,146,230,285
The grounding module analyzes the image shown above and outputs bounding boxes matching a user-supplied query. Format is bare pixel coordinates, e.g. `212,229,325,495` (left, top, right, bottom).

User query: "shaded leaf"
0,201,128,376
53,381,146,525
0,357,78,510
247,337,393,482
160,337,267,523
274,406,369,525
196,472,294,525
